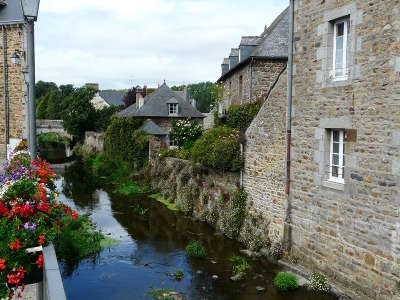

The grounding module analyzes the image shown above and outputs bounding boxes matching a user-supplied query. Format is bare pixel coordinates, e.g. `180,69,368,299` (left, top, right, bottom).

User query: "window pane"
337,23,344,36
332,154,339,165
333,142,339,154
333,131,340,142
332,166,339,177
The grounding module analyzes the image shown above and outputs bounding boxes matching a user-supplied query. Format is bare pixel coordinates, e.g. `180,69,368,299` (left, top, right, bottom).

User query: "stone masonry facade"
288,1,400,299
220,59,286,111
0,24,27,160
244,68,287,244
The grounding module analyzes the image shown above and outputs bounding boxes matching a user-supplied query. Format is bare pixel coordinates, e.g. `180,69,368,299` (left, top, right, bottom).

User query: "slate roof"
99,91,126,107
229,48,239,57
217,7,289,82
0,1,25,25
140,120,166,136
118,84,204,118
116,103,136,117
240,36,260,46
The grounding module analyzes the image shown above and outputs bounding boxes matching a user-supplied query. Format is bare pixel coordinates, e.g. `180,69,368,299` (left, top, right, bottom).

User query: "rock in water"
256,286,266,293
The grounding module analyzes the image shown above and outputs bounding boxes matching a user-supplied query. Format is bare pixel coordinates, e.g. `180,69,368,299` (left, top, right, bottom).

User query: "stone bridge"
36,120,72,139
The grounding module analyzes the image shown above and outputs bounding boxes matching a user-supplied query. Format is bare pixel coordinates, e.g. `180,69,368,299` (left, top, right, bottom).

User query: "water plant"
185,240,206,258
229,255,249,280
173,269,184,281
310,272,330,293
274,272,299,291
147,288,175,300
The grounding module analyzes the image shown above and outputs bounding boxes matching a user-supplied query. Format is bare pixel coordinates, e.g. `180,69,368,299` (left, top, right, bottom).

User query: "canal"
54,161,337,300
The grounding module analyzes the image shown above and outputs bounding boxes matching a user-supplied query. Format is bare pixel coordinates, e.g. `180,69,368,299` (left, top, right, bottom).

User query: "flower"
0,259,6,271
24,222,36,232
7,267,26,286
9,239,21,251
35,255,43,269
38,235,45,246
71,211,79,220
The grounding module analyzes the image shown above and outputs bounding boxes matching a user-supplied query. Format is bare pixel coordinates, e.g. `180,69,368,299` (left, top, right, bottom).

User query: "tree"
94,106,120,132
46,89,62,119
35,81,58,99
59,84,74,99
189,82,222,113
61,87,97,140
36,96,48,120
123,86,137,108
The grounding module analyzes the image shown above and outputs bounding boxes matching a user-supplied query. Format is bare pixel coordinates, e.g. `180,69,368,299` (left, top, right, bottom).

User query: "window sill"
331,75,348,82
322,180,345,191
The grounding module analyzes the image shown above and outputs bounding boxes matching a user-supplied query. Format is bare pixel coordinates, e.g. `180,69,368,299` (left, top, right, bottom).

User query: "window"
329,129,345,183
169,138,178,149
168,103,178,116
332,18,349,80
239,76,243,100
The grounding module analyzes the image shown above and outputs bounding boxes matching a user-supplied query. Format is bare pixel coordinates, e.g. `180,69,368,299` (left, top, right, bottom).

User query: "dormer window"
168,103,178,116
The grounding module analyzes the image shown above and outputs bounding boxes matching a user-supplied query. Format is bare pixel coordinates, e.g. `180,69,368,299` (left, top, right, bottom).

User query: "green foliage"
230,189,247,237
35,82,68,120
225,102,262,132
94,106,120,132
61,87,98,140
149,194,179,212
45,89,62,119
274,272,299,291
173,269,184,281
38,133,70,148
54,215,104,263
35,81,58,98
104,117,149,167
229,255,249,279
185,240,206,258
146,288,175,300
191,126,242,172
169,119,203,149
310,272,330,293
158,148,190,160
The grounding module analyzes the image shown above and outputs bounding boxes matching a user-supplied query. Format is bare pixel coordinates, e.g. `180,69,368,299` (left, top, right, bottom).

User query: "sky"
35,0,288,89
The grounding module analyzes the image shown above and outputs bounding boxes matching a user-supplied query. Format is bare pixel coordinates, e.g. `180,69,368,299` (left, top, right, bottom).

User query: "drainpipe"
26,19,36,160
284,0,295,252
249,58,254,102
2,25,8,160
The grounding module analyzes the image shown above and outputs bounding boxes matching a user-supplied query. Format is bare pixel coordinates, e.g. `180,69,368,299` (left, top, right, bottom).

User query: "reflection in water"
56,162,337,300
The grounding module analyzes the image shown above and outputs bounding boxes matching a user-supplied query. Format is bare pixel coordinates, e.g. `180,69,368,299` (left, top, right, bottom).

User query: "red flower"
0,259,6,271
7,267,26,286
0,203,9,217
71,211,79,220
9,239,21,251
36,255,43,269
37,201,51,214
38,235,45,246
11,203,34,218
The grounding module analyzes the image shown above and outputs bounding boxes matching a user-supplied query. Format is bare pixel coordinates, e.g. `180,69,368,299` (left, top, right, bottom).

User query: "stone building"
216,8,288,113
243,1,400,299
117,83,204,147
0,1,30,160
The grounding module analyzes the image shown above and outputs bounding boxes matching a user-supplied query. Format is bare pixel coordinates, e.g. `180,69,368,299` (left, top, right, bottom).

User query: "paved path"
10,283,40,300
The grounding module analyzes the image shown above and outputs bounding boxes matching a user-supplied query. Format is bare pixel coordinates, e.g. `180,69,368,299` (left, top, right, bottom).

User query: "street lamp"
21,0,40,159
11,51,21,65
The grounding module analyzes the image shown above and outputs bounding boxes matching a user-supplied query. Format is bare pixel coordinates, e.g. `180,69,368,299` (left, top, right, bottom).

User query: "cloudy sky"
36,0,288,89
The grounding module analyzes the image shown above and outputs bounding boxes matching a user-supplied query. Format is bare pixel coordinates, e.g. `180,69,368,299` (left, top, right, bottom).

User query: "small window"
168,103,178,116
329,129,345,183
332,18,349,80
169,138,178,149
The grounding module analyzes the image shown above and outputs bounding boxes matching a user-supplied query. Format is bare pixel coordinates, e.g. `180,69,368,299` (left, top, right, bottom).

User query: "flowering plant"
169,119,203,149
0,141,82,299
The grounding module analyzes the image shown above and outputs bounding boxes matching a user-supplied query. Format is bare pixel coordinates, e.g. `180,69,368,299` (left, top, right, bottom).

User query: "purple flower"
23,222,36,232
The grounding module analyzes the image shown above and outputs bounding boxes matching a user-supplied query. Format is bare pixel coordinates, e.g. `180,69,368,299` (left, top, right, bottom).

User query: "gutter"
2,25,8,160
284,0,294,252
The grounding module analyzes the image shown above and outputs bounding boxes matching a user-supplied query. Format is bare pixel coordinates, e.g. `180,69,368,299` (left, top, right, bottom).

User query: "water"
55,161,337,300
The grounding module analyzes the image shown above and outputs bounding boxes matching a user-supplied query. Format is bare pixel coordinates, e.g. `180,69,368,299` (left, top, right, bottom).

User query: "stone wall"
290,1,400,299
83,131,105,153
202,112,214,130
0,25,27,159
220,59,286,111
243,68,287,245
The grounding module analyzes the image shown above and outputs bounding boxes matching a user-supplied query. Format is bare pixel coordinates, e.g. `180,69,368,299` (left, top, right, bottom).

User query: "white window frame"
332,18,349,81
169,138,178,149
168,103,178,116
329,129,345,184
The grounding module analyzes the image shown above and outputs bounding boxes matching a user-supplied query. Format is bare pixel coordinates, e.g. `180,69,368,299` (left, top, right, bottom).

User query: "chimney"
229,48,239,69
136,86,145,109
85,83,99,91
221,58,229,75
183,86,189,101
143,85,147,97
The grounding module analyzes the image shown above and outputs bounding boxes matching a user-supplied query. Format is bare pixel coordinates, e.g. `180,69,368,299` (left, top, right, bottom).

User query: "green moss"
149,193,179,212
229,255,249,280
274,272,299,291
185,240,206,258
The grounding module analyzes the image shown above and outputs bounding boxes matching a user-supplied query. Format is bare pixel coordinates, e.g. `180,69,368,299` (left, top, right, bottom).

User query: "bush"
229,255,249,279
158,148,190,160
274,272,299,291
185,240,206,258
169,119,203,150
226,102,262,132
310,272,330,293
191,126,242,172
104,117,148,167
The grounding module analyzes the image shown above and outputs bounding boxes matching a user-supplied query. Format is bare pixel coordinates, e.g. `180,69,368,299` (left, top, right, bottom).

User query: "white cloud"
36,0,288,89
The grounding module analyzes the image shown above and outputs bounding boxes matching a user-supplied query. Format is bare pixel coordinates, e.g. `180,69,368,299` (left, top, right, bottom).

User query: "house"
243,1,400,299
88,83,127,110
0,1,35,159
216,8,288,113
117,83,204,147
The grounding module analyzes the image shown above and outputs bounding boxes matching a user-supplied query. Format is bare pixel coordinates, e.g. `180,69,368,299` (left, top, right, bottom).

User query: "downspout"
2,25,8,160
284,0,295,252
249,58,254,102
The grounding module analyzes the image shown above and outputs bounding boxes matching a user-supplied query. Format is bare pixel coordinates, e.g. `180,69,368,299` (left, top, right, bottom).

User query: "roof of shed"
99,91,126,107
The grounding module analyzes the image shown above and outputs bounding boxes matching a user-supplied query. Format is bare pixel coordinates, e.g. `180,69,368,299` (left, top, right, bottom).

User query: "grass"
149,193,179,212
116,182,149,196
274,272,299,291
185,240,206,258
229,255,249,279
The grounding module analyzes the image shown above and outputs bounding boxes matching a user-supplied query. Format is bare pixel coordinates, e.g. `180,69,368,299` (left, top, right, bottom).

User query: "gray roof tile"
99,91,126,107
0,0,24,24
140,120,166,136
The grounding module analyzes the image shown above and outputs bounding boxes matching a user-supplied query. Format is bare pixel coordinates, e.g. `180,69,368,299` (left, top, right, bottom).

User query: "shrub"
310,272,330,293
169,119,203,149
104,117,148,167
158,148,190,160
185,240,206,258
173,269,184,280
225,101,262,132
191,126,242,172
274,272,299,291
229,255,249,279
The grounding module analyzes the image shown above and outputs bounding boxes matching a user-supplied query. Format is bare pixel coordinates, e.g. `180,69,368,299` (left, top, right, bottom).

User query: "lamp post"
21,0,40,160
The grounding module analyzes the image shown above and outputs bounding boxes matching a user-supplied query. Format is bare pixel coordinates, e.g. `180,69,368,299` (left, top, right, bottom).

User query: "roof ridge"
260,6,289,38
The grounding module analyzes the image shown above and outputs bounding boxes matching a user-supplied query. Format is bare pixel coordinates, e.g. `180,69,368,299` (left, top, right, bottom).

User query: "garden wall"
148,157,283,256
